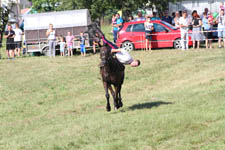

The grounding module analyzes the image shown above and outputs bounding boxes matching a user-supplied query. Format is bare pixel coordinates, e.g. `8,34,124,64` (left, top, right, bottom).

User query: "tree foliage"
29,0,181,20
0,6,10,48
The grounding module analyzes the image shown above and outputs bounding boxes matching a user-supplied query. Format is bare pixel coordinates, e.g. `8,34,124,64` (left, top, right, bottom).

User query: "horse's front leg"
103,82,111,112
108,85,118,110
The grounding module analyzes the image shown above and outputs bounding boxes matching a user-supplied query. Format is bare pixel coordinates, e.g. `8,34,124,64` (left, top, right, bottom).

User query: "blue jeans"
49,40,56,56
113,30,118,43
80,44,86,53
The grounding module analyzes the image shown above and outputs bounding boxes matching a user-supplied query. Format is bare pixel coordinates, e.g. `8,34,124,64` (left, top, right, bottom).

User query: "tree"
29,0,181,22
28,0,61,12
0,5,10,48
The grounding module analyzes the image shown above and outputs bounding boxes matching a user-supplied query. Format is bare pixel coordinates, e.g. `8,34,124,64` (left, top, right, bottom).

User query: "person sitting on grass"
111,48,140,67
79,32,86,57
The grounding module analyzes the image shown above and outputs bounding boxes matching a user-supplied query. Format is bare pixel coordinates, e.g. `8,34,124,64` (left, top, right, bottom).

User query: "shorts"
60,48,64,53
80,44,86,53
14,41,22,48
218,28,225,38
68,45,73,49
6,43,15,50
145,31,152,40
204,29,213,39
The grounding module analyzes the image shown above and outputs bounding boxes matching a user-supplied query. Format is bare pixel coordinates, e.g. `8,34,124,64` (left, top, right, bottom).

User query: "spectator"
14,23,23,57
59,35,66,56
112,13,123,43
79,32,86,57
219,2,225,12
128,16,134,22
172,12,176,18
5,24,15,59
144,16,154,51
66,31,74,56
202,12,213,49
203,8,209,17
111,14,117,32
192,12,202,49
159,12,163,20
46,23,56,57
171,12,176,25
173,11,180,28
162,11,173,24
151,12,160,21
134,11,145,21
216,9,225,48
179,10,183,17
92,41,97,54
179,11,189,50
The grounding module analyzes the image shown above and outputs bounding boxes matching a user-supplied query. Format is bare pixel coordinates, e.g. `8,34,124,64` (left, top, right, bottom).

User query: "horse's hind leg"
108,85,119,110
118,85,123,108
103,82,111,112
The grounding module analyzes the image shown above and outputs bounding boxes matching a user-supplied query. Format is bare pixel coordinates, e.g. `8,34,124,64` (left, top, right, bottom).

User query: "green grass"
1,29,225,150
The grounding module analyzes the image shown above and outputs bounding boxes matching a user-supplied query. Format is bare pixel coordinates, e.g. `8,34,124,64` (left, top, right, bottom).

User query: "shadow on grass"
128,101,173,110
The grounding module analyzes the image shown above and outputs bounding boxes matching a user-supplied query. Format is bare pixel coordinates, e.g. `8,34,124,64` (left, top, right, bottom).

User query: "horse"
87,23,125,111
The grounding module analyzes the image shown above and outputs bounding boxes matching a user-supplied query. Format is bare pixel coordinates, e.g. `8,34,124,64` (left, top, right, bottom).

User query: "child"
220,2,225,12
111,14,117,33
208,12,214,24
59,35,66,56
79,32,86,57
66,32,74,57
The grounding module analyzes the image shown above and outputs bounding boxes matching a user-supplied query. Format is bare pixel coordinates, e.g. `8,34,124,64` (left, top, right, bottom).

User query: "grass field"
1,30,225,150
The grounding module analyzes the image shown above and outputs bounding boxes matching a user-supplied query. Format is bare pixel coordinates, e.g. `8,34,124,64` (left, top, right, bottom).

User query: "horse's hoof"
119,102,123,108
106,107,111,112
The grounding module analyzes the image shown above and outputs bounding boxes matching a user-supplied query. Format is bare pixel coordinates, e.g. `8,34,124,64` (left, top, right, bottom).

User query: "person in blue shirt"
79,32,86,56
151,12,160,21
202,12,212,49
112,13,123,43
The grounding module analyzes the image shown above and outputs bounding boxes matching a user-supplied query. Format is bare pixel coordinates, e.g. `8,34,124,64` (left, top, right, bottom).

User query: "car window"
153,23,167,32
160,21,177,30
126,25,132,32
132,23,145,32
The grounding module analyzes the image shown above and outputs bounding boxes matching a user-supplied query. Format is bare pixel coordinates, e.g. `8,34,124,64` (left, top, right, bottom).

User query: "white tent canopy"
24,9,92,30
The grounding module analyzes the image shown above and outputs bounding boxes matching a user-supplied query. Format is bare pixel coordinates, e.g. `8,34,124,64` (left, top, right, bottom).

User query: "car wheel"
173,38,182,49
42,46,49,56
122,41,134,52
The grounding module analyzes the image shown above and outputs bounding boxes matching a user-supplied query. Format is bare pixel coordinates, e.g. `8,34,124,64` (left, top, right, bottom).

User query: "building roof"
23,9,92,30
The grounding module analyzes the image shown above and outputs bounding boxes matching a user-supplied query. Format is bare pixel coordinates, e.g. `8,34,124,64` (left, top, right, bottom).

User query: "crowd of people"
3,23,88,59
3,2,225,60
112,2,225,50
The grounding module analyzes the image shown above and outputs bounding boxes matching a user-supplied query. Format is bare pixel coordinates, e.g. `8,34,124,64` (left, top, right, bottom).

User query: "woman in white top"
14,23,23,57
46,23,56,57
144,16,154,51
174,11,180,28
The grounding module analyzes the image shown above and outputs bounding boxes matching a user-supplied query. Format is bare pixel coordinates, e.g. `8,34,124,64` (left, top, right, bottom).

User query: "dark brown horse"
87,24,125,111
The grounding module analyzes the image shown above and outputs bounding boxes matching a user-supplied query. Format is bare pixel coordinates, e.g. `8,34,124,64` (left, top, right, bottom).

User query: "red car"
116,20,192,51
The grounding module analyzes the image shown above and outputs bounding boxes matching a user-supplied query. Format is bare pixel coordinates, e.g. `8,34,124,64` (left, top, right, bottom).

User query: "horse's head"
86,23,104,46
99,45,112,67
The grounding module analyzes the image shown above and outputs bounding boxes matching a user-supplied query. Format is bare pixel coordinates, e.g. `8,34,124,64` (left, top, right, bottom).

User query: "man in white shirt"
14,23,23,57
111,48,140,67
179,11,190,50
216,9,225,48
